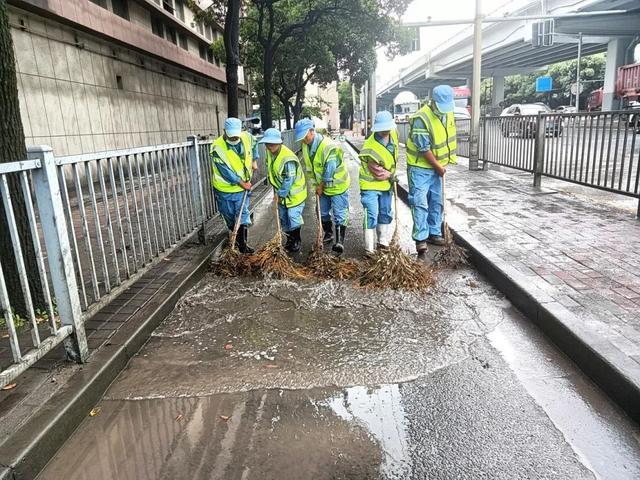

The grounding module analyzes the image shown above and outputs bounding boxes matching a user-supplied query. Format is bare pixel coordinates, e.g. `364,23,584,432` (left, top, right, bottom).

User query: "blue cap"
372,111,396,132
224,117,242,137
258,128,283,144
294,118,314,142
432,85,455,113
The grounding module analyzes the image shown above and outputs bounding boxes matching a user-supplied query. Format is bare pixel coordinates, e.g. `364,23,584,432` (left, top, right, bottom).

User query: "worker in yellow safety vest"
358,111,398,255
406,85,457,261
259,128,308,253
210,117,259,253
295,118,350,255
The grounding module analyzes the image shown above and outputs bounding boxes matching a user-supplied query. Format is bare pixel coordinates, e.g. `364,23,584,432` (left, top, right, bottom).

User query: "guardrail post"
28,146,88,363
532,112,545,187
187,135,206,244
481,117,488,170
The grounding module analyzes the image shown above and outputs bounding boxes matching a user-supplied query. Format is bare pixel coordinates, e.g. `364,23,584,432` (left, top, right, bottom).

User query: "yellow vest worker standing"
210,117,259,253
295,118,350,255
259,128,308,253
406,85,457,261
358,111,398,255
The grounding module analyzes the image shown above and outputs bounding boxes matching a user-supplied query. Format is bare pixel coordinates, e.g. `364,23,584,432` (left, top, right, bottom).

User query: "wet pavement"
37,144,640,479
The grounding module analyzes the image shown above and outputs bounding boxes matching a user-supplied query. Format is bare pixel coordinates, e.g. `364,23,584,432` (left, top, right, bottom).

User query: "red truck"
588,62,640,111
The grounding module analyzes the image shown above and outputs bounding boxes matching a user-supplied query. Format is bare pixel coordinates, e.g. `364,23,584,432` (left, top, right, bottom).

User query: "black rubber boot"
284,231,294,250
416,240,429,263
332,225,346,255
237,225,254,254
322,220,334,243
287,227,302,253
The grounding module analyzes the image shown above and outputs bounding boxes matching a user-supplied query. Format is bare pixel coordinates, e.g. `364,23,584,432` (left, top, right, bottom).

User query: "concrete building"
305,81,340,132
7,0,249,156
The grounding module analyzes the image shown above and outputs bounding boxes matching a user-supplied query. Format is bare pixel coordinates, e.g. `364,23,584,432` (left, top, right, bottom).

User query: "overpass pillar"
492,76,505,113
603,38,631,111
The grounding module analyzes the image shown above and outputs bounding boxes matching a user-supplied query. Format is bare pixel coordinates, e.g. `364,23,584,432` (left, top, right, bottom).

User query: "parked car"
499,103,563,137
555,105,577,114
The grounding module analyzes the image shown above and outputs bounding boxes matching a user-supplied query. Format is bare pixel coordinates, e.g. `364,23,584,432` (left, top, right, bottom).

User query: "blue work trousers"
278,202,305,232
215,190,251,230
407,166,442,241
319,191,349,226
360,189,393,229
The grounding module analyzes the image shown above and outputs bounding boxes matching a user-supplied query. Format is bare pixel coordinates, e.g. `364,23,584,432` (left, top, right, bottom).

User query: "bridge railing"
0,130,294,387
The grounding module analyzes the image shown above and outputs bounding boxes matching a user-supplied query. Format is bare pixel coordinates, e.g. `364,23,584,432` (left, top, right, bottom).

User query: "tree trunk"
282,100,292,130
224,0,241,117
0,1,45,316
261,50,273,129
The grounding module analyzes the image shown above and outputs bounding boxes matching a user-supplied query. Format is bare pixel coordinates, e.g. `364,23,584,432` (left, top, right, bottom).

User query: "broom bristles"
359,239,435,291
246,234,309,280
306,248,361,280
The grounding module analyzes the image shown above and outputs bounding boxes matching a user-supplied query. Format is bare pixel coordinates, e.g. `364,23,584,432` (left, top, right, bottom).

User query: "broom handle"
392,180,400,241
315,193,323,251
273,188,283,241
442,174,449,244
229,189,249,248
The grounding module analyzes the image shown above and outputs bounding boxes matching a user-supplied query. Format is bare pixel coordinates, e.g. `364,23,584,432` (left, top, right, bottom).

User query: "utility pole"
363,81,369,136
575,32,582,110
352,83,357,130
469,0,482,170
369,71,377,136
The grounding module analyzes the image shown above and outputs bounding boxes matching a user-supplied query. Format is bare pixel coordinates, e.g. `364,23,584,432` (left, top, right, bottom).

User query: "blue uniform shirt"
374,133,396,157
277,160,298,199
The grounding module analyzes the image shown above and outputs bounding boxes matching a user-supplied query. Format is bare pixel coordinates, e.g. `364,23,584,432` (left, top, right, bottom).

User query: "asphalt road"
36,144,640,480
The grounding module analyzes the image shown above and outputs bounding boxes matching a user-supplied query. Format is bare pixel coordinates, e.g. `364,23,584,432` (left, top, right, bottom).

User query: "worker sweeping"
295,118,350,255
260,128,307,253
210,117,259,253
358,111,398,256
406,84,457,262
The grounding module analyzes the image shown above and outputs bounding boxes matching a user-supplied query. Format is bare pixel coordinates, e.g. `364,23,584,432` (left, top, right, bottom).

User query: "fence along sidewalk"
0,130,293,388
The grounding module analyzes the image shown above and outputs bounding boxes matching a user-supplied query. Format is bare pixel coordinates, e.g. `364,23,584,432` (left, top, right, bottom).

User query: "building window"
112,0,129,20
151,16,164,38
179,33,188,50
89,0,108,8
116,75,124,90
166,25,177,45
175,0,185,22
205,25,212,40
162,0,174,14
199,43,207,60
197,21,204,36
206,48,214,64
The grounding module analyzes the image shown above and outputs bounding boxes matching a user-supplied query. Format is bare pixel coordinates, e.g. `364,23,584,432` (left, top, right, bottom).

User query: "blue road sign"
536,76,553,93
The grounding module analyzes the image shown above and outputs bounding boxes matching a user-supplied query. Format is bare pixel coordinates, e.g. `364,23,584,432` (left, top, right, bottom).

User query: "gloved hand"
390,173,399,183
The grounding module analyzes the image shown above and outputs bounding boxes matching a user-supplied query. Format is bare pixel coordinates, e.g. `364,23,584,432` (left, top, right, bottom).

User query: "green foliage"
502,54,606,108
242,0,411,126
211,38,226,64
300,95,330,119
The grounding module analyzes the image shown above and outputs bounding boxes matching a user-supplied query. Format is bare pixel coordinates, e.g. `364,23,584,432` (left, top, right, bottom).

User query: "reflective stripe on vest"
406,105,457,169
358,130,398,191
301,137,350,196
210,132,253,193
267,144,308,208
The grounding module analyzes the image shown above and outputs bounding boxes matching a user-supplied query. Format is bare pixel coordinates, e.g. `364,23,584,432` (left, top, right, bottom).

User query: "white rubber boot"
378,223,393,248
364,229,376,255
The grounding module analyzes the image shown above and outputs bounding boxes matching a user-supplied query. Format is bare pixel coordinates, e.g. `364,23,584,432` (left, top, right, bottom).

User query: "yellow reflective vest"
406,104,457,169
358,130,398,191
210,131,254,193
267,145,308,208
301,136,350,196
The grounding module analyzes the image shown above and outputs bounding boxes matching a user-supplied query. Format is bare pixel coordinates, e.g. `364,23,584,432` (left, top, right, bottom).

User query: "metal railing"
477,112,640,212
1,130,295,386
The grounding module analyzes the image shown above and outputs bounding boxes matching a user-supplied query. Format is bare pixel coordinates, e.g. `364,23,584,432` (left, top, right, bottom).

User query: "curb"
0,189,269,480
449,226,640,424
346,138,640,423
